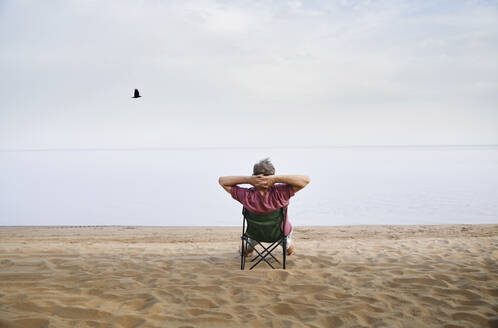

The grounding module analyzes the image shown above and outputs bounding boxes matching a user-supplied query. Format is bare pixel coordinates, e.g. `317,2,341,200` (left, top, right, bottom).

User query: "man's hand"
252,175,276,189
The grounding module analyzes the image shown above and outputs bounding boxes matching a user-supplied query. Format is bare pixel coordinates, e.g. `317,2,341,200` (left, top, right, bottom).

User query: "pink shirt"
231,184,295,236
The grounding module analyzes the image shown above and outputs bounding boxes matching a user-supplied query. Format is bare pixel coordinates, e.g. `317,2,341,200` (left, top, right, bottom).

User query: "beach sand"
0,225,497,328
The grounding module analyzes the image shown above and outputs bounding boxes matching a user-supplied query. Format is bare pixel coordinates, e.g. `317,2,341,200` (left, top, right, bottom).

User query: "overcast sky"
1,0,497,149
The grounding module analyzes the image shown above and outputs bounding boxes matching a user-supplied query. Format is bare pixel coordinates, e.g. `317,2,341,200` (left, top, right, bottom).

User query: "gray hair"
253,158,275,176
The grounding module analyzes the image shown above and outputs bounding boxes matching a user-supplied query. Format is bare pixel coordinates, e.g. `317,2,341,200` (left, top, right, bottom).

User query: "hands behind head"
251,174,275,189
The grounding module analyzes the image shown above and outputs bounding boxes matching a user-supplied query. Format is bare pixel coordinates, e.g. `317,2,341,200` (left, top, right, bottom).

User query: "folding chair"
240,206,288,270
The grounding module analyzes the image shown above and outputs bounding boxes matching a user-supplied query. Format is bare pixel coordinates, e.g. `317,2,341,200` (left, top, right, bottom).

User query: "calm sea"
1,146,497,226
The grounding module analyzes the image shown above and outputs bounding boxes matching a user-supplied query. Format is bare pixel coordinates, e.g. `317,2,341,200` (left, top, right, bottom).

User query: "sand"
0,225,497,328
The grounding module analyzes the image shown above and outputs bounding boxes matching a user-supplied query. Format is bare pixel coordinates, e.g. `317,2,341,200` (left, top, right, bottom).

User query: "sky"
1,0,497,149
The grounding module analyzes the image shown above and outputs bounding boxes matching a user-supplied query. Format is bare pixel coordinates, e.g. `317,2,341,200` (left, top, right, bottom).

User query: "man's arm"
269,175,310,193
218,176,255,194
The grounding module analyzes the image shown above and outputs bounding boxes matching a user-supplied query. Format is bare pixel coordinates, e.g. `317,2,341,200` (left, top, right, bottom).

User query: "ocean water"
1,146,497,226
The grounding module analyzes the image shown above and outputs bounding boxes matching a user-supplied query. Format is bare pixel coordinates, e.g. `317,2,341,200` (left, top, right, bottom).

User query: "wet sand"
0,225,497,327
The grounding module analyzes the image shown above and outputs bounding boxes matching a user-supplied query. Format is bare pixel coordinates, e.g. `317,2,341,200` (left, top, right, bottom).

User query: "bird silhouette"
132,89,141,98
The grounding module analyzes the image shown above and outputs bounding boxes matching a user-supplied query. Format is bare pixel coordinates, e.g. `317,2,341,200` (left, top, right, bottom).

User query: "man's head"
253,158,275,176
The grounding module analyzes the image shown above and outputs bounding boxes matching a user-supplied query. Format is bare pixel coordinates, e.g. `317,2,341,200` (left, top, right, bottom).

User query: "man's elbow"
293,176,310,193
218,177,225,186
301,176,310,188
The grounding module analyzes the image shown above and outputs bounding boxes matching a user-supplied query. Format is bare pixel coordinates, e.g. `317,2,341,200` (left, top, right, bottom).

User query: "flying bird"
132,89,141,98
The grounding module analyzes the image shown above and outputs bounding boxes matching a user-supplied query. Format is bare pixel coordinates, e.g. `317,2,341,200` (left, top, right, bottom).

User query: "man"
218,158,310,256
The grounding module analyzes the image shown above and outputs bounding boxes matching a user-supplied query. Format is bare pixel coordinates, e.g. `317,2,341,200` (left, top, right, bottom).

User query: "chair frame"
240,207,287,270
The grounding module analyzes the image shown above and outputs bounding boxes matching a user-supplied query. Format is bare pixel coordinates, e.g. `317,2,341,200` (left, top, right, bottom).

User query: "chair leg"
243,237,287,270
251,240,280,264
241,236,246,270
283,236,286,270
249,243,276,270
249,239,286,270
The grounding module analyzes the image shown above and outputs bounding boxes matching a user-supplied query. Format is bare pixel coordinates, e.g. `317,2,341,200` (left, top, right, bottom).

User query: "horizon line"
1,144,498,152
2,223,496,228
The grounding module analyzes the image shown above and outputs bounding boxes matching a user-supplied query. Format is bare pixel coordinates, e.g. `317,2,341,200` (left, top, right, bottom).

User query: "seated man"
218,158,310,256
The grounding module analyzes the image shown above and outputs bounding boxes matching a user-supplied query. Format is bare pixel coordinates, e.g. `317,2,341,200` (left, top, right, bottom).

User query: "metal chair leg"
283,236,286,270
249,239,286,270
251,240,280,264
240,236,246,270
249,242,277,270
